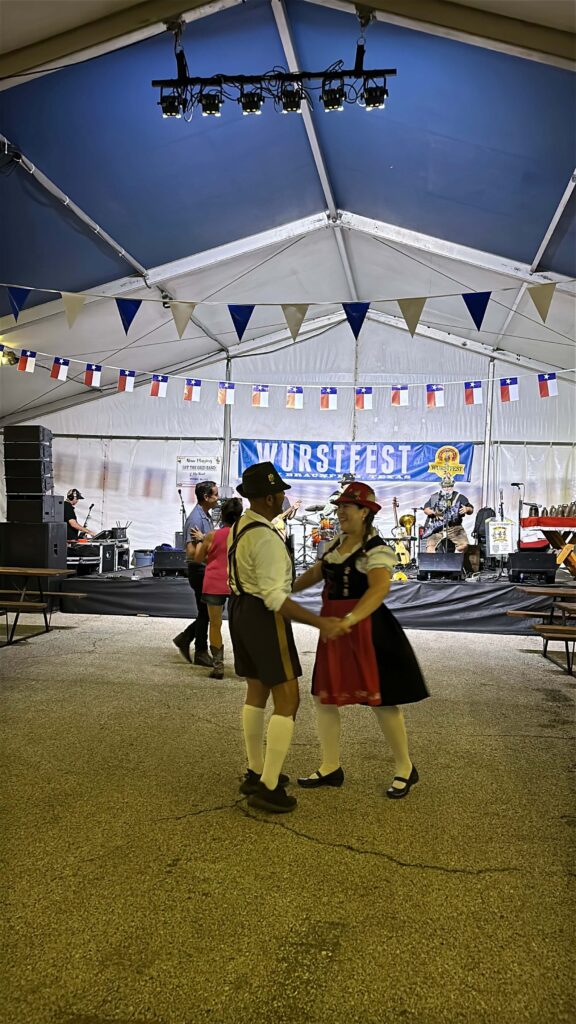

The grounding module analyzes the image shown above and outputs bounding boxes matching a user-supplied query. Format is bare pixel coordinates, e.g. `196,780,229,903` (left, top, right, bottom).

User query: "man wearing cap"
422,476,474,554
64,489,96,540
228,461,345,814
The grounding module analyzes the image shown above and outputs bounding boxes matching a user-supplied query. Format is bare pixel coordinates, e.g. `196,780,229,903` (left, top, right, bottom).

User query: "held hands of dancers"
318,616,353,642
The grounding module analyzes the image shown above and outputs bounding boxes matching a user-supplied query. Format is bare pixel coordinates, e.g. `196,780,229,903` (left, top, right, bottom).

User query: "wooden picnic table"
0,567,75,645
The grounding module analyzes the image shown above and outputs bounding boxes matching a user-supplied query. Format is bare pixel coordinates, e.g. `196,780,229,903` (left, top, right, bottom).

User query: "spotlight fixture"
360,77,388,110
200,88,223,117
280,81,303,114
239,86,264,115
159,88,182,118
321,76,345,112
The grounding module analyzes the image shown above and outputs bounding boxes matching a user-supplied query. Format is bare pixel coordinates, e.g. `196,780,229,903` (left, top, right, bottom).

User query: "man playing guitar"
271,497,301,538
422,475,474,554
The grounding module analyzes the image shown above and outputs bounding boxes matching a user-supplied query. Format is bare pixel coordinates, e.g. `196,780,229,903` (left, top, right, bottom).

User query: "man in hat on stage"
228,461,347,814
422,475,474,554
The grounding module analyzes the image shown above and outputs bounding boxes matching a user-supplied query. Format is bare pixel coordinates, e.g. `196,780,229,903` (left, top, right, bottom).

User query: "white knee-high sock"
313,697,341,775
242,705,265,774
372,705,412,778
260,715,294,791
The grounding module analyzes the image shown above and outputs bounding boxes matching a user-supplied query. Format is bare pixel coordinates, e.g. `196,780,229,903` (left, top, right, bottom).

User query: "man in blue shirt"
173,480,219,665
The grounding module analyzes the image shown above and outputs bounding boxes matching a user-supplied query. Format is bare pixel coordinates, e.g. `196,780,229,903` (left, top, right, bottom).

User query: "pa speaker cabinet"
5,477,54,497
0,522,67,569
4,441,53,461
152,547,187,577
508,551,557,584
3,425,53,443
4,458,53,480
417,551,465,581
6,495,64,523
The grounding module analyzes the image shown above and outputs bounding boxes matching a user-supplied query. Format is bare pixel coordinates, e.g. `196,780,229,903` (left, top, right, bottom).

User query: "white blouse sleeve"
364,543,395,574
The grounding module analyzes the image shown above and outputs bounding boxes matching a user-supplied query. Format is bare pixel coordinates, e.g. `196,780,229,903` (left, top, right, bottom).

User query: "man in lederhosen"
228,462,345,814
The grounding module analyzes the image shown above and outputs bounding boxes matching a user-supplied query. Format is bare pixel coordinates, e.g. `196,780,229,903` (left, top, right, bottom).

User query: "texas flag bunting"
50,357,70,381
252,384,269,407
320,386,338,410
500,376,519,402
183,378,201,402
355,386,373,410
538,372,558,398
391,385,409,407
426,384,445,408
464,380,483,405
118,368,136,392
150,374,168,398
218,382,235,405
84,363,102,387
18,349,36,373
286,386,303,409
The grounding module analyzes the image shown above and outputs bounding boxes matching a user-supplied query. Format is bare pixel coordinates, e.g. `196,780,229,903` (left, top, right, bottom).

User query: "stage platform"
57,571,574,635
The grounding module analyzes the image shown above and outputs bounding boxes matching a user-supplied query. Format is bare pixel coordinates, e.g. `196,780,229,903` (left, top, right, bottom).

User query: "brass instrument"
399,513,416,534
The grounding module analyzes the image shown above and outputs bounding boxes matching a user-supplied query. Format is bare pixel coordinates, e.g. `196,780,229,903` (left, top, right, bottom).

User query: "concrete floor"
0,613,574,1024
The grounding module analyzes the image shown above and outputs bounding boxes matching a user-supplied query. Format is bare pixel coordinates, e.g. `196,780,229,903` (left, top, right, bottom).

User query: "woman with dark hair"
194,497,243,679
293,482,429,799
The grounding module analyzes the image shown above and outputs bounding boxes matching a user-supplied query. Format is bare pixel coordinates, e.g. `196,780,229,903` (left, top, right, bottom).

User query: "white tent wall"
2,318,572,551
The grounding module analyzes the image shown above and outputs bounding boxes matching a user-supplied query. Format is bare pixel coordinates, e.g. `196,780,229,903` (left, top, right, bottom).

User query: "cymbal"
305,504,324,512
295,516,318,524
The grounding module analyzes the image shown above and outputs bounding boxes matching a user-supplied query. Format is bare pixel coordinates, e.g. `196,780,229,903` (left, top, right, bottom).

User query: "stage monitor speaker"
3,425,53,443
152,547,187,577
508,551,557,584
0,522,67,569
7,495,64,523
417,551,465,581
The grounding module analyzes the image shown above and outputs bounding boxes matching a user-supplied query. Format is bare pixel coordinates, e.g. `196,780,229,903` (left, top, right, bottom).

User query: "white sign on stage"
486,518,515,556
176,455,221,486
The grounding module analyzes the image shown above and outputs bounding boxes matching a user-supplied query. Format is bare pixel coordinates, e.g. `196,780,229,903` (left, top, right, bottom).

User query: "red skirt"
313,597,382,707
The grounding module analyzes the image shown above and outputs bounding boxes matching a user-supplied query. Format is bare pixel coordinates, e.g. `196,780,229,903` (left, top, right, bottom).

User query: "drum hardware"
305,504,324,512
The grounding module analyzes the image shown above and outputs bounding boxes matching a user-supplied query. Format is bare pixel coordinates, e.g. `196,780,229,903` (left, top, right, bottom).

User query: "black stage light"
321,77,345,111
200,89,223,117
361,78,388,110
239,87,264,115
159,90,182,118
280,82,303,113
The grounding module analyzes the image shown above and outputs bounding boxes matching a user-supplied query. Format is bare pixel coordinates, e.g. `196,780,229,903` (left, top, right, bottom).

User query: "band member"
64,489,96,540
422,476,474,554
320,473,355,518
271,496,301,538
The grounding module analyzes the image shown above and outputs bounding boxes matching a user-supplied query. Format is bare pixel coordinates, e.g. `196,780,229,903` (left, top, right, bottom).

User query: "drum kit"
291,504,339,567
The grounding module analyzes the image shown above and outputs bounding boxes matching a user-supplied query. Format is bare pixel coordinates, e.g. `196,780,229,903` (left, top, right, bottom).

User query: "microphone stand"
178,489,187,539
82,504,94,530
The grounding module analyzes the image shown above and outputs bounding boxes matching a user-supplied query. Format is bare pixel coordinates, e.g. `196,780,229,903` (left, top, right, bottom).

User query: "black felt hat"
237,462,291,498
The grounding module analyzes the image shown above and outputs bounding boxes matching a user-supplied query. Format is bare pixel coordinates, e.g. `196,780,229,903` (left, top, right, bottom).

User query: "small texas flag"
84,363,102,387
355,387,373,410
320,386,338,410
286,386,303,409
150,374,168,398
218,382,235,405
464,380,482,405
18,349,36,373
391,385,408,406
426,384,445,408
118,368,136,392
500,376,519,402
538,372,558,399
50,357,70,381
252,384,269,407
183,378,201,402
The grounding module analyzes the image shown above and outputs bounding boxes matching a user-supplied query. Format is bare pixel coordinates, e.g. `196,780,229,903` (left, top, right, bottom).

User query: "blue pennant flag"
7,287,32,322
342,302,370,340
115,298,142,335
462,291,491,331
228,304,255,342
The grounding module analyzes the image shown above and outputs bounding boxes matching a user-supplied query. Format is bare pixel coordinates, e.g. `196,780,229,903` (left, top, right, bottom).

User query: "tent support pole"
221,356,233,489
481,359,496,508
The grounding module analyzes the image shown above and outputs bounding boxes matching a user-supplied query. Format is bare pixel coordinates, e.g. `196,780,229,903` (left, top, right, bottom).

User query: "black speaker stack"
1,425,67,569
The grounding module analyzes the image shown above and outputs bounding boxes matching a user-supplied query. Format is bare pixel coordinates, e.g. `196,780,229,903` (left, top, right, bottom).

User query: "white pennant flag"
397,297,426,337
527,283,556,324
170,301,197,339
281,304,309,341
61,292,86,329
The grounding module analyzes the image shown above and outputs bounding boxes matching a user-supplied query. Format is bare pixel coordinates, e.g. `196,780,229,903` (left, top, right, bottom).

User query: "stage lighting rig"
152,13,396,120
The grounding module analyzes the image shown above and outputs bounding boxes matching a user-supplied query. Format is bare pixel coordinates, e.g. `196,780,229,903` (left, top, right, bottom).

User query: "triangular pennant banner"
115,298,142,335
462,291,491,331
281,304,309,341
170,300,196,339
397,297,426,337
228,305,255,342
342,302,370,340
7,287,31,322
61,291,86,329
527,283,556,324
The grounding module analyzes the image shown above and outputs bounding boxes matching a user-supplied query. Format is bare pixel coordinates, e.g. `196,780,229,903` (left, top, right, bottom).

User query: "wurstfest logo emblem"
428,445,465,480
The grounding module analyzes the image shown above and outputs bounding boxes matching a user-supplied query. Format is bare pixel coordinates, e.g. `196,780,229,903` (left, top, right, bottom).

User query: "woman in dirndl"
293,482,429,799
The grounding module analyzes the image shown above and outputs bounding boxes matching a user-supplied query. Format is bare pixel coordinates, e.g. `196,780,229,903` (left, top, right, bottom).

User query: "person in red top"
194,498,243,678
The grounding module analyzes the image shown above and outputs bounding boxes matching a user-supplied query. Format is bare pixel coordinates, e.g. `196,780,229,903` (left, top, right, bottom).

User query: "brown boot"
209,645,224,679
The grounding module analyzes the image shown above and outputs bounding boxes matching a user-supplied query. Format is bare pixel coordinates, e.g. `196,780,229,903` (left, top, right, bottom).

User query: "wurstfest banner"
238,440,474,483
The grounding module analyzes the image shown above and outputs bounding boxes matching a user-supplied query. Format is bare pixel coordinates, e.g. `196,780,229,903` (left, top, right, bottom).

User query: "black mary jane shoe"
386,765,419,800
297,767,344,789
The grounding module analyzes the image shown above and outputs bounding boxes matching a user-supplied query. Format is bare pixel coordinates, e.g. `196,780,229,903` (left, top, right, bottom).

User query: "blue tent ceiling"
0,0,575,321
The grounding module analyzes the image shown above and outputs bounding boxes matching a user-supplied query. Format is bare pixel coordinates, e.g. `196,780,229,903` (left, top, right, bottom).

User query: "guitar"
421,501,465,539
391,498,410,565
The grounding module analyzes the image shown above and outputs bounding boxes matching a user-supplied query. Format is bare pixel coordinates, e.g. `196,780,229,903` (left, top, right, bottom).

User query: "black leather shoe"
239,769,290,795
172,633,192,663
247,782,297,814
297,767,344,789
386,765,419,799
